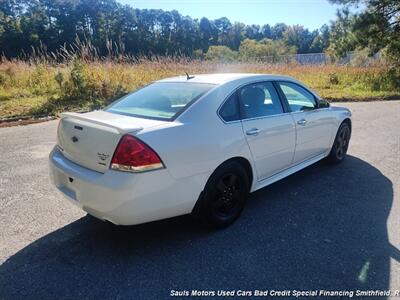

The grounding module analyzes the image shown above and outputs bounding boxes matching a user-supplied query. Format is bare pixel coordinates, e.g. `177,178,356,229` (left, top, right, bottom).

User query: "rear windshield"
106,82,215,120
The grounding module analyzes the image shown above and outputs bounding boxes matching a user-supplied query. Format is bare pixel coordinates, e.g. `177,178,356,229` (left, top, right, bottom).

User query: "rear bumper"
49,147,204,225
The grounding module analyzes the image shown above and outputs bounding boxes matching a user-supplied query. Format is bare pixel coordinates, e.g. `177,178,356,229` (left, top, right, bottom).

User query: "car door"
276,81,334,164
239,81,296,181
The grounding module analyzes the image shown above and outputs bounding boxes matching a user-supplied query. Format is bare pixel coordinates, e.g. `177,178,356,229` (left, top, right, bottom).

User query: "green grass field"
0,59,399,119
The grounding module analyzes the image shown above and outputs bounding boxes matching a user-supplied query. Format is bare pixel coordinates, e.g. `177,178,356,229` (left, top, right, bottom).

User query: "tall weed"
0,57,398,118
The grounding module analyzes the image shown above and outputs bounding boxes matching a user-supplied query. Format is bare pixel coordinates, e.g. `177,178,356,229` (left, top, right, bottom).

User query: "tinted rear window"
220,92,240,122
106,82,215,120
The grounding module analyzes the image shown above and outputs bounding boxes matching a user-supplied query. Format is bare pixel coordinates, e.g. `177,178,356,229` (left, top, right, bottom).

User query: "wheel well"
191,156,254,216
342,118,352,131
223,157,254,187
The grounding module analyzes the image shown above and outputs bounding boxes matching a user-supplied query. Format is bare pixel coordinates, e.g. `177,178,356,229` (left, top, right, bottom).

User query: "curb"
0,115,57,128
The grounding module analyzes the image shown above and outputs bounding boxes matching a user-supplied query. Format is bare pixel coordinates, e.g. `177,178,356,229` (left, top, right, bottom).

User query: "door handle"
246,128,260,136
297,119,307,126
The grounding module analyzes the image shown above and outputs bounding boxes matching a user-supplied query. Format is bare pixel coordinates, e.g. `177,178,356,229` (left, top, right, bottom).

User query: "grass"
0,59,399,119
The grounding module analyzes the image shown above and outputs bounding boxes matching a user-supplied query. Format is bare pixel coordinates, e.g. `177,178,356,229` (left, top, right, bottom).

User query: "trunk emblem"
71,136,79,143
97,152,110,161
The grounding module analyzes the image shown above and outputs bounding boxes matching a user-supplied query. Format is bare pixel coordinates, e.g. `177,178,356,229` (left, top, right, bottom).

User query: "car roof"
156,73,298,85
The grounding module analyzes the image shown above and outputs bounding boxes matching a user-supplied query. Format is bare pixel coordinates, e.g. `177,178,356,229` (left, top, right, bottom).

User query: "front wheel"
194,161,250,229
327,122,351,164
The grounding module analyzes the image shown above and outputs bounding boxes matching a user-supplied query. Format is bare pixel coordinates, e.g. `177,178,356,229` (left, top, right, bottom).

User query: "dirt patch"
0,116,57,128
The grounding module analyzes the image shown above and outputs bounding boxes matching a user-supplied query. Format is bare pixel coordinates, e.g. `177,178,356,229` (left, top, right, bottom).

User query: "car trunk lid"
57,111,167,173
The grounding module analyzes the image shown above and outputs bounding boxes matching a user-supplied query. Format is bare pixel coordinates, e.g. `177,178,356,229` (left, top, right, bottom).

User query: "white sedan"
49,73,352,228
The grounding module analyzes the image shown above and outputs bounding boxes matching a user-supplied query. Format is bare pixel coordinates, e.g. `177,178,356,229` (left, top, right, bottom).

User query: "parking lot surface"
0,101,399,299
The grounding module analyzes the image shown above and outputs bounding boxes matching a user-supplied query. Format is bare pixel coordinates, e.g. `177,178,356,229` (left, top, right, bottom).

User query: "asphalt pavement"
0,101,399,299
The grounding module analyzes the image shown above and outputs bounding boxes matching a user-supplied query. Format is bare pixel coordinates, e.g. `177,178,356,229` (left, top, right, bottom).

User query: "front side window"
107,82,215,120
239,81,283,119
278,82,316,112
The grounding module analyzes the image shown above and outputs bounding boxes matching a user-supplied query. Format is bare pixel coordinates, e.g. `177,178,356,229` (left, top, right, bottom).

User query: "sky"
119,0,343,30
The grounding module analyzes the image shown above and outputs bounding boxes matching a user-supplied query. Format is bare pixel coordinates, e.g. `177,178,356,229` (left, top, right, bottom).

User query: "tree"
327,8,358,58
0,0,332,59
329,0,400,62
214,17,232,47
204,45,237,62
199,17,213,52
245,24,261,40
0,0,28,56
309,24,330,53
238,38,296,61
228,22,245,50
261,24,272,39
283,25,317,53
271,23,288,40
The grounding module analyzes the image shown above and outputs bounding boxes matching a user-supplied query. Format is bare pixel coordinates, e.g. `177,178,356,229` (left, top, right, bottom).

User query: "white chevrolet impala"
49,73,352,228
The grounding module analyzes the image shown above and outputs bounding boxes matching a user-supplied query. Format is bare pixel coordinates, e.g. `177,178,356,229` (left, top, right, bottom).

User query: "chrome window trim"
276,80,321,113
241,111,293,123
289,107,331,114
217,79,330,124
217,79,288,124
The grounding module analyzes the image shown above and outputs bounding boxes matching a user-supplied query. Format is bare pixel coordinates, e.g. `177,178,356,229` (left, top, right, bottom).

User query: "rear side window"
220,92,240,122
278,82,316,112
239,81,283,119
107,82,215,121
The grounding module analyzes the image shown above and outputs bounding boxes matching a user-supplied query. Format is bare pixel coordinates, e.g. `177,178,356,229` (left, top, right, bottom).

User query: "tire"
194,161,250,229
327,122,351,164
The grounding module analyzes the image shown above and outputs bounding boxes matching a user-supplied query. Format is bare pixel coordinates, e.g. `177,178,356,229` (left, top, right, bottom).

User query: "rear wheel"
327,122,351,163
194,161,250,229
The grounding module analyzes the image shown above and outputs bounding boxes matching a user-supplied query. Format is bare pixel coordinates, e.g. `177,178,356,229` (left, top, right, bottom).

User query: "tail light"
110,135,164,172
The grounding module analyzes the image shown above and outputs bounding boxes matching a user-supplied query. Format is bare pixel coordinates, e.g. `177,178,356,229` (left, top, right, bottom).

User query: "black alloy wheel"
328,122,351,163
211,173,243,220
194,161,250,229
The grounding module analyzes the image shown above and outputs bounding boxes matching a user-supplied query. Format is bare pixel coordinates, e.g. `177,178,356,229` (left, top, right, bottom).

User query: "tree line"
0,0,398,63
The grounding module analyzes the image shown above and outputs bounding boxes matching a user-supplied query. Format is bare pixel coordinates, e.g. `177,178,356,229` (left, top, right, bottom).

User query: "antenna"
185,72,195,80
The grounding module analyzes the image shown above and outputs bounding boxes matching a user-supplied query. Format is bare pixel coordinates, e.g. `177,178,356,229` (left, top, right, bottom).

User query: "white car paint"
49,73,351,225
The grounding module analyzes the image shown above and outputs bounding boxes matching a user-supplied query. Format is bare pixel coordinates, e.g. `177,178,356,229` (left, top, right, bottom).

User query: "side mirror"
318,98,330,108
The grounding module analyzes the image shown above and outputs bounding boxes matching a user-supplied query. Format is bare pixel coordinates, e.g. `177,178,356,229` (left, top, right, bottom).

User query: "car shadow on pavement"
0,155,396,299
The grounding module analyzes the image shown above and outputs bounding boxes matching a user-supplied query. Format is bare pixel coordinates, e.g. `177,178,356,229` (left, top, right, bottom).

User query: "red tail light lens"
111,135,164,172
